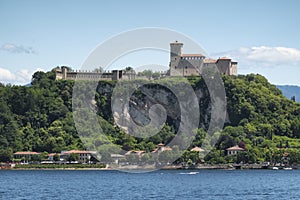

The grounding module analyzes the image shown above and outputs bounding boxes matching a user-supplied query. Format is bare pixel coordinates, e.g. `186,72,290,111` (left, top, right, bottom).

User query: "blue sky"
0,0,300,85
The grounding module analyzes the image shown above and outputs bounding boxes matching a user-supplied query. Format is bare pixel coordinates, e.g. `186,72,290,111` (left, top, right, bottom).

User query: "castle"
55,41,237,81
169,41,237,76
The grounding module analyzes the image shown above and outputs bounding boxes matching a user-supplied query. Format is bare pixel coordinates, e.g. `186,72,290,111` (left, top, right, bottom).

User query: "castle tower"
169,41,183,76
61,66,68,79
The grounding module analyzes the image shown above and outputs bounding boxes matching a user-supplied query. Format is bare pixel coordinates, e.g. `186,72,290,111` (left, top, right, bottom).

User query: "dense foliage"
1,70,300,164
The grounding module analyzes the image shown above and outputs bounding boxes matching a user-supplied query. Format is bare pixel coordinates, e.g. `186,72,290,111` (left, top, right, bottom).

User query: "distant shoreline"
6,164,299,171
10,167,111,171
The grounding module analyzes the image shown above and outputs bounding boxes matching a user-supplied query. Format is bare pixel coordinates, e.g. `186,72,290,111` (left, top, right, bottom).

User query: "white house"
62,150,93,163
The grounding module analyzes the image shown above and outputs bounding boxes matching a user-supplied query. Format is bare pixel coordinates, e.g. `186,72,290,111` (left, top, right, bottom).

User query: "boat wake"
179,172,199,175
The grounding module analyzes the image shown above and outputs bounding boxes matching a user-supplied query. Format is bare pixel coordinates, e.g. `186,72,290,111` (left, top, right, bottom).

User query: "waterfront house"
191,147,205,152
152,143,173,153
111,154,126,164
13,151,40,161
125,150,145,157
62,150,93,163
226,145,245,155
48,153,61,161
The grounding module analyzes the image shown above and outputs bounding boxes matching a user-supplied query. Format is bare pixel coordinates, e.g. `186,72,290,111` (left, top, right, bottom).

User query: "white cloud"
0,67,45,85
1,43,36,54
212,46,300,68
0,68,16,81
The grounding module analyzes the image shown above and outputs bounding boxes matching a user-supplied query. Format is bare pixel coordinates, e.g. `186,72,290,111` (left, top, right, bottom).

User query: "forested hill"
0,70,300,163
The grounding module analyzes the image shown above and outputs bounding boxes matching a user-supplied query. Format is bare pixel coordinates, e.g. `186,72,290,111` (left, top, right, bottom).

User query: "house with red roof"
13,151,40,161
226,145,245,156
152,143,173,153
48,153,61,161
125,150,145,157
191,147,205,152
61,150,94,163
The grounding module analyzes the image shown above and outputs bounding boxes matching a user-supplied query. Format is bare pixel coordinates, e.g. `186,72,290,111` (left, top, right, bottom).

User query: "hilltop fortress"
55,41,237,81
169,41,237,76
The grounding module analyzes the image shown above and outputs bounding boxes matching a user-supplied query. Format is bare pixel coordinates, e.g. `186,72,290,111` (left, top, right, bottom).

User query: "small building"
111,154,126,164
62,150,93,163
152,143,172,153
226,145,245,156
13,152,40,161
190,147,205,152
191,147,205,162
48,153,61,161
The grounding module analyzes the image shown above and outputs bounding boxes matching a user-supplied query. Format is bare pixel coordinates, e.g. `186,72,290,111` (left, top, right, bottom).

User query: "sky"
0,0,300,85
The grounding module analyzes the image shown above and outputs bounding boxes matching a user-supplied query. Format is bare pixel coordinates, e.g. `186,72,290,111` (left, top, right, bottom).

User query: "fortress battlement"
55,41,237,81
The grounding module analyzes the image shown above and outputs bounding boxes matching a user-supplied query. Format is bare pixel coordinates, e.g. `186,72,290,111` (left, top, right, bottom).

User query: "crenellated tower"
169,41,183,76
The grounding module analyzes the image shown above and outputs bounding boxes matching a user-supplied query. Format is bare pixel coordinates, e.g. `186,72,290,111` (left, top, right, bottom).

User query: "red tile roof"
14,152,40,155
63,150,91,154
152,146,173,153
203,59,217,64
226,145,245,151
191,147,205,152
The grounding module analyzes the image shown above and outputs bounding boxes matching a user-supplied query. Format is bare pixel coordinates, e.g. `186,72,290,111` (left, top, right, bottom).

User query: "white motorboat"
283,167,292,170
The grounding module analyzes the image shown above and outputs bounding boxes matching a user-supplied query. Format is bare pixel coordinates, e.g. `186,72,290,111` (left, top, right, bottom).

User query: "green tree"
67,153,79,163
30,154,42,162
53,154,60,162
0,149,12,162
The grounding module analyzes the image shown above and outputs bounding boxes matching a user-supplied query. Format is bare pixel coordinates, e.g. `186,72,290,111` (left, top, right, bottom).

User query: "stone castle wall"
55,67,136,81
55,42,238,81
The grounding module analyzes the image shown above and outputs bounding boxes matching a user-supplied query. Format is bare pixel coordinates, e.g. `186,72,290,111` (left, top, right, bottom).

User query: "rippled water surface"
0,169,300,200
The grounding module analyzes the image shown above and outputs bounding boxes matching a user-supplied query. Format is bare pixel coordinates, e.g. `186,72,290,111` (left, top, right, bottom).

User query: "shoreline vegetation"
12,163,106,169
1,70,300,168
1,163,298,170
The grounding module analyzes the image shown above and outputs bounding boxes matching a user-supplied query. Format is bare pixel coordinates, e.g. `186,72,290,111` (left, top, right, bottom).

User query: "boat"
283,167,292,170
179,172,199,175
188,172,199,174
272,167,279,170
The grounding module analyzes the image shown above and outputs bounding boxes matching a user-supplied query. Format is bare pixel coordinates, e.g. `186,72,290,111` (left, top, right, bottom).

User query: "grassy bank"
13,163,106,169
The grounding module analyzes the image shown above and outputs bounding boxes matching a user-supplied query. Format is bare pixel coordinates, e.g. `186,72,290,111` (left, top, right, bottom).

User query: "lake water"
0,169,299,200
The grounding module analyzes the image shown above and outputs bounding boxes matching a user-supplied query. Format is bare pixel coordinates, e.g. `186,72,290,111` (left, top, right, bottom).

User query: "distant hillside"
277,85,300,102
